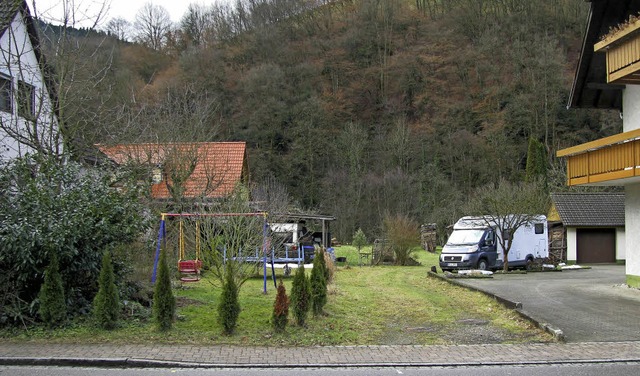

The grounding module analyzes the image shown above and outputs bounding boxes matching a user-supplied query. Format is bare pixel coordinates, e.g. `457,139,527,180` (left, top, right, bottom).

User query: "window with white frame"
17,80,35,120
0,74,12,113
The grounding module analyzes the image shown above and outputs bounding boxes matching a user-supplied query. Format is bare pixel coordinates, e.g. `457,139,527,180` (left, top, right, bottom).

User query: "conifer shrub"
38,253,66,328
218,266,241,335
272,279,289,333
153,248,175,331
93,251,120,330
525,136,547,184
290,264,311,326
310,248,328,316
352,228,367,253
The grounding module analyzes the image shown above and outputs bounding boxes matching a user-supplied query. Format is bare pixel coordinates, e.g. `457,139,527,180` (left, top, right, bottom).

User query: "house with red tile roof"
98,142,248,200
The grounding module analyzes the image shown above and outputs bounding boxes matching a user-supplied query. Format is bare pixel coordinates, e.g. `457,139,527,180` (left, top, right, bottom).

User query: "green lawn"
2,246,551,345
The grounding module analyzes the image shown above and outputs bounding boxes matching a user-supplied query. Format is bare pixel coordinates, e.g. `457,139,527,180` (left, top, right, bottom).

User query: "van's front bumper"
440,261,476,269
440,254,478,270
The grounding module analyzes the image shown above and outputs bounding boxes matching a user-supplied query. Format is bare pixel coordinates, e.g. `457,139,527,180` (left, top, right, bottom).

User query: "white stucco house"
560,0,640,287
0,0,59,160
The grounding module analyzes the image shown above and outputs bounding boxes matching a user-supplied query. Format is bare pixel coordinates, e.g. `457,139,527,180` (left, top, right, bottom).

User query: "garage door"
576,228,616,263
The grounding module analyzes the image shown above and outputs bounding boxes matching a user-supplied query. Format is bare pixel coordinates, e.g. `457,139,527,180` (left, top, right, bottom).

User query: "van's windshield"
446,229,485,246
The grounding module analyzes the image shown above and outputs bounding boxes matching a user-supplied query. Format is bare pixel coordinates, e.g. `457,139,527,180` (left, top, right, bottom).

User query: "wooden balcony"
595,20,640,84
557,129,640,186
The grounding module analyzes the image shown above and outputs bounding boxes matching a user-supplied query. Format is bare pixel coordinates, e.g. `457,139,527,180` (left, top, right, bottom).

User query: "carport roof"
550,192,625,227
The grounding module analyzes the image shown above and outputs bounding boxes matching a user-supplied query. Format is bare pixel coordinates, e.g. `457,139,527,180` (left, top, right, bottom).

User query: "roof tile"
98,142,247,199
550,192,625,227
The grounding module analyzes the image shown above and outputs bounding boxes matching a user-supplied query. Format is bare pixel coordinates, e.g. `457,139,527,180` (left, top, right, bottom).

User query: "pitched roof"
1,1,43,62
98,142,248,199
550,192,625,227
0,1,23,35
568,0,640,110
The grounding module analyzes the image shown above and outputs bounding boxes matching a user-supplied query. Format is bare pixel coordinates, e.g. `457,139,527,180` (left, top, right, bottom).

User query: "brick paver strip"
1,342,640,367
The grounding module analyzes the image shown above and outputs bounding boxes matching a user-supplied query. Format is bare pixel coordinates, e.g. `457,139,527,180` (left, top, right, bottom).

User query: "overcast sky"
32,0,233,27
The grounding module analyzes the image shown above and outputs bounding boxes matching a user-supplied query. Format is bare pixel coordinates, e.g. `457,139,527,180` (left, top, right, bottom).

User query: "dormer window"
0,74,12,113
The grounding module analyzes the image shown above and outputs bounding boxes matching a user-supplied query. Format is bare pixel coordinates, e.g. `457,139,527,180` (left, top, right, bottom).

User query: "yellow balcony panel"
595,20,640,84
557,128,640,157
558,129,640,186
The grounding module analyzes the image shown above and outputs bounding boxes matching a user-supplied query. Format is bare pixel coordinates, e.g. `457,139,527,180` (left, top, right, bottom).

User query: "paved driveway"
452,265,640,342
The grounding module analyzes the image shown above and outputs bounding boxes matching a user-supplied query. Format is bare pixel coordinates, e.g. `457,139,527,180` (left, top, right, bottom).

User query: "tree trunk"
503,252,509,272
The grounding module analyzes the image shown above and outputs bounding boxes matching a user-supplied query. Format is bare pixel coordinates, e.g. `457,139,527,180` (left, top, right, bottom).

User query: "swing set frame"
151,212,334,291
151,212,278,292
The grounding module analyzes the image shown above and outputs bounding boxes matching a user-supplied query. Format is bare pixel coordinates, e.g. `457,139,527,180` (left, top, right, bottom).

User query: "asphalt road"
452,265,640,342
3,363,640,376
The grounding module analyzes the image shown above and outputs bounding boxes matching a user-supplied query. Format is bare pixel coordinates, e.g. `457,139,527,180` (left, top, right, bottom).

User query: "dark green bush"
218,265,241,335
310,248,327,316
0,156,148,324
290,264,311,326
38,253,66,328
153,248,175,331
93,251,120,330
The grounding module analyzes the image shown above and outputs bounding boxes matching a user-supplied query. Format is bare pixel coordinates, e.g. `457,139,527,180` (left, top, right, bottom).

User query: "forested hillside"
38,0,622,241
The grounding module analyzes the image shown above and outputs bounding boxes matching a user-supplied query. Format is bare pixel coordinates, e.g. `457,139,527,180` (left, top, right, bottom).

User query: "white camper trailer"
439,215,548,272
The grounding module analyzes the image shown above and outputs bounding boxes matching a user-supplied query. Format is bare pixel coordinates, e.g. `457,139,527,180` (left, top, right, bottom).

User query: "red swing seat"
178,259,202,282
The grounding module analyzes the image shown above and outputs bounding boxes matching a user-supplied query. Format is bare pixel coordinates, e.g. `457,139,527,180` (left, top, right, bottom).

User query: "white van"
439,215,548,272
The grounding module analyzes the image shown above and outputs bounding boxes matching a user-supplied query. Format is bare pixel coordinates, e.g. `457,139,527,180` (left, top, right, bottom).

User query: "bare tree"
31,0,108,29
133,2,173,51
1,1,115,160
466,178,549,271
105,17,132,41
250,175,293,214
107,83,221,144
383,213,420,265
21,0,131,160
200,189,267,289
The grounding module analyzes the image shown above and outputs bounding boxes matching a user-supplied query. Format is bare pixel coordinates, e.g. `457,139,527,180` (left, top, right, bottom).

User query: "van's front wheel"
476,259,488,270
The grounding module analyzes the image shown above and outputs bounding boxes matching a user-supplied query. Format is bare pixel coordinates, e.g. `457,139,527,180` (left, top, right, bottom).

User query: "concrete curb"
2,356,639,369
427,271,565,342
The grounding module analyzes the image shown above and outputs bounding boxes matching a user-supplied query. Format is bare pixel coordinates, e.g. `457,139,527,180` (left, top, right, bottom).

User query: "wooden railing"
595,21,640,84
557,129,640,186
